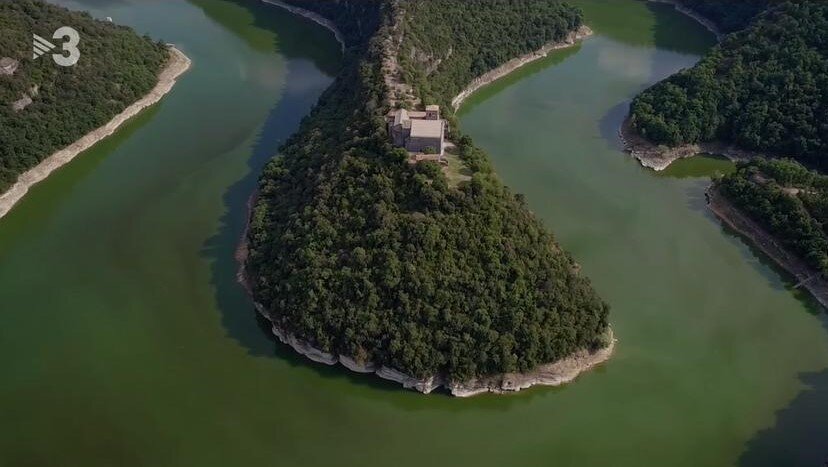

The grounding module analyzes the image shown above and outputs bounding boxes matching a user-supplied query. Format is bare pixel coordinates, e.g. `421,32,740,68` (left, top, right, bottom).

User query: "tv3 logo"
33,26,80,67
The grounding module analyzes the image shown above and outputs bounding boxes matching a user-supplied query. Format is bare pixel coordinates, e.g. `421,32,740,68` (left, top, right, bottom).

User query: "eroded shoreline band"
0,46,192,220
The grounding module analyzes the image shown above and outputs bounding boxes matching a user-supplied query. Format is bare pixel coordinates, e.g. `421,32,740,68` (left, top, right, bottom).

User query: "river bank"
618,117,761,171
0,46,191,221
451,25,593,110
239,267,615,396
647,0,723,41
617,0,726,171
707,186,828,311
260,0,346,51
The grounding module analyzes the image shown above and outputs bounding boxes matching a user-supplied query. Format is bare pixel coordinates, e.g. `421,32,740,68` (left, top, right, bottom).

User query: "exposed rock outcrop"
0,57,18,75
246,289,615,396
619,117,759,171
11,94,32,111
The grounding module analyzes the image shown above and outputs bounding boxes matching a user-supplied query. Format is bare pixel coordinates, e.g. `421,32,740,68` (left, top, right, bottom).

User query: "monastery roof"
393,108,409,126
410,119,443,139
391,108,428,125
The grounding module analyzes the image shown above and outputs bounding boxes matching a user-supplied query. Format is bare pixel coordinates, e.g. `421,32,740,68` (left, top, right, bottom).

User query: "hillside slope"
246,0,610,385
0,0,169,193
629,1,828,168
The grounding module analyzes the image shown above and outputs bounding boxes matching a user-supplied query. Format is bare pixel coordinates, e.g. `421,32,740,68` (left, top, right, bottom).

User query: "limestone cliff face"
249,293,615,397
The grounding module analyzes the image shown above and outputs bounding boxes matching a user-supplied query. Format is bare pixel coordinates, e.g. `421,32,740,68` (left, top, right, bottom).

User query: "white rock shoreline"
0,46,191,220
451,25,594,111
248,279,614,397
618,117,759,171
619,0,732,171
236,193,615,397
707,187,828,311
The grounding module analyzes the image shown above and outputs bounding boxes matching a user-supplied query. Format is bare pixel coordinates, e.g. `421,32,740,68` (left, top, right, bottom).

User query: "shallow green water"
0,1,826,466
658,154,736,179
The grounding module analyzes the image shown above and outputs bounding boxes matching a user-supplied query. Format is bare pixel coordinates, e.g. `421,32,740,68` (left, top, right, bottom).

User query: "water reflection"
739,317,828,467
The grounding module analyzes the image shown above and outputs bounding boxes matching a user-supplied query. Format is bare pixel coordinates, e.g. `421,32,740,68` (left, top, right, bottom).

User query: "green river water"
1,1,826,465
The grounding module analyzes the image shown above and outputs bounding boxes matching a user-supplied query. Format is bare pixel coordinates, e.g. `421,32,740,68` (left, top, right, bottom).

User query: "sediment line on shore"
0,46,191,220
451,25,593,111
647,0,724,41
707,187,828,311
618,117,760,171
261,0,346,52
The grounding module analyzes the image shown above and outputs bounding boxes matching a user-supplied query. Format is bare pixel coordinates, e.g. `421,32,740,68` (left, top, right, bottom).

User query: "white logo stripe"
33,34,55,49
33,42,51,54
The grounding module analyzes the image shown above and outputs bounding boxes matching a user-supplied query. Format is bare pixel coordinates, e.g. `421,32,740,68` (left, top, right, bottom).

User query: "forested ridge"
0,0,168,193
716,159,828,277
247,0,609,381
395,0,583,112
630,1,828,169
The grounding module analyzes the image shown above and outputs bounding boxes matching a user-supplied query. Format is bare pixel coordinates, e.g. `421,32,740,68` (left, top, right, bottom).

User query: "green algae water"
1,1,826,466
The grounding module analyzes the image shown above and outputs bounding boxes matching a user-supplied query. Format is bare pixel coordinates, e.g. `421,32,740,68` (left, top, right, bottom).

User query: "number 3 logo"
52,26,80,67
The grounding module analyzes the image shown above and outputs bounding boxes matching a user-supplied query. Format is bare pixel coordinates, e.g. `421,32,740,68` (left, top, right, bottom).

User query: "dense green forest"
629,1,828,168
0,0,167,193
678,0,771,32
247,0,609,381
716,159,828,277
396,0,583,112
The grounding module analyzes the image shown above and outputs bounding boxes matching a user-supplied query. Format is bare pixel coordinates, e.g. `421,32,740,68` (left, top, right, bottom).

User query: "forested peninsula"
243,0,612,396
626,0,828,310
0,0,189,218
627,1,826,170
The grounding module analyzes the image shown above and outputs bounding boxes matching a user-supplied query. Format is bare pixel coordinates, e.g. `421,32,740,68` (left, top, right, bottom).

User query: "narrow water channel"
0,1,825,466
